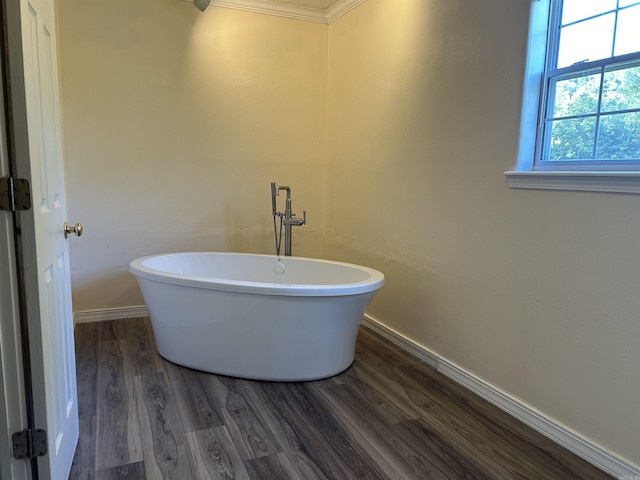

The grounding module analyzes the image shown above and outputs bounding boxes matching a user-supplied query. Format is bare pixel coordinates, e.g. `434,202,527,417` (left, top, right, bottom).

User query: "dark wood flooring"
70,318,612,479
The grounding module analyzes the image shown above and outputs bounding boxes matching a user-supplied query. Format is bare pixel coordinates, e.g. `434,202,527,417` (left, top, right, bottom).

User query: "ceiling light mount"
193,0,210,12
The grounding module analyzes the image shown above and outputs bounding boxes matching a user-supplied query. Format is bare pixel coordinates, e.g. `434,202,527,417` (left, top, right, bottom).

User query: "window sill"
504,171,640,194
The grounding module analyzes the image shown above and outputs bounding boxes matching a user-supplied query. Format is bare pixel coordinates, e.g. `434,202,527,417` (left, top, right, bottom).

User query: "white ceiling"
209,0,365,23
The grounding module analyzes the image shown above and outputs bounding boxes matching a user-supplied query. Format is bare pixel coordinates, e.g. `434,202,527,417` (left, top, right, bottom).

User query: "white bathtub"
129,252,384,381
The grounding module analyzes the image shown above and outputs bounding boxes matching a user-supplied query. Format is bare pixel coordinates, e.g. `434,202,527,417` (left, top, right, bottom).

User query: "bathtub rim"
129,252,384,297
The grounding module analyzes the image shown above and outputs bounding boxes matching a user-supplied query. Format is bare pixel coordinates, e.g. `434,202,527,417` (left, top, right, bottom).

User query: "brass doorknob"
63,222,83,239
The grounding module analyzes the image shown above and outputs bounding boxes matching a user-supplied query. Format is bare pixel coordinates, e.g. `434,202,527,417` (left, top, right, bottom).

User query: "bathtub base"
140,278,373,381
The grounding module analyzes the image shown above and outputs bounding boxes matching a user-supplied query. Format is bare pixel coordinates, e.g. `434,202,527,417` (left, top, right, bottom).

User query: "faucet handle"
289,210,307,226
296,211,307,225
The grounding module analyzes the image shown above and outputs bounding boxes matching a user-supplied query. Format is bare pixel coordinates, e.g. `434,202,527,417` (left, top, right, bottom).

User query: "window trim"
505,0,640,194
505,170,640,193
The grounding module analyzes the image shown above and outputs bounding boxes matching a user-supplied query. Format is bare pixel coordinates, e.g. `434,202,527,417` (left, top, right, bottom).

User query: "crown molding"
324,0,366,23
201,0,366,24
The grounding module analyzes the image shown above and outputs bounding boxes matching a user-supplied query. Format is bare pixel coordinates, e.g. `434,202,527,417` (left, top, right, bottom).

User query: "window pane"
561,0,616,25
547,117,597,160
529,0,640,169
557,14,615,67
614,5,640,56
551,73,601,118
596,112,640,159
602,64,640,111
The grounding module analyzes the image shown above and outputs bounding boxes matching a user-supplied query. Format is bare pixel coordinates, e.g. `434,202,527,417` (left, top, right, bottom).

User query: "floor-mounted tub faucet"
271,182,306,256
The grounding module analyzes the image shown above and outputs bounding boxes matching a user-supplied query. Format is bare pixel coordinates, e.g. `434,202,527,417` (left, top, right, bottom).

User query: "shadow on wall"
324,231,442,346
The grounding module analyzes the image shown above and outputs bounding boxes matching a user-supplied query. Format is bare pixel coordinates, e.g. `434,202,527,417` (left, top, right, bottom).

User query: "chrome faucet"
271,182,306,256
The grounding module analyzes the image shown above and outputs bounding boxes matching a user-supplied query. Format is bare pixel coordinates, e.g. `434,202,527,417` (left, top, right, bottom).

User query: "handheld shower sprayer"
270,182,278,215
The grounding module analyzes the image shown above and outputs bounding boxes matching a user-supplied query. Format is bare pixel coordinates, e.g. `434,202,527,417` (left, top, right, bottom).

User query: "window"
505,0,640,193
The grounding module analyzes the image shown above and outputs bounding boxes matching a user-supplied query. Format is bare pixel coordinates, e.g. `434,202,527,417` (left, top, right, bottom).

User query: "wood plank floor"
70,318,613,479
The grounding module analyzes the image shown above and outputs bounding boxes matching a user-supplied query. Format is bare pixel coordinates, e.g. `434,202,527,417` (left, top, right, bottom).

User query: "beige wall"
58,0,328,310
58,0,640,468
327,0,640,467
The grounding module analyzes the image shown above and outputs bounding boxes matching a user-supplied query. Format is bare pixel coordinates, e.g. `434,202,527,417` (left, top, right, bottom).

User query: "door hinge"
12,428,48,459
0,177,32,211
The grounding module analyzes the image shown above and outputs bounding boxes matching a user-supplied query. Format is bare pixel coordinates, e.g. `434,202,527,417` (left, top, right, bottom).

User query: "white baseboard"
74,305,148,324
361,314,640,479
361,315,440,369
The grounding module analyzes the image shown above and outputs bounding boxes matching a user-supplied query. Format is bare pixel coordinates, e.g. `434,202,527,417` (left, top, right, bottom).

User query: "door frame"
0,16,30,478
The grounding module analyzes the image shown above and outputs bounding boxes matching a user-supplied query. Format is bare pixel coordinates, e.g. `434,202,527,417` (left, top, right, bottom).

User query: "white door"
14,0,79,477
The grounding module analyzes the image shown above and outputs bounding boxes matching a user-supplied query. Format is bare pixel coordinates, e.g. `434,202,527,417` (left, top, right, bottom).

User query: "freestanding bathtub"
129,252,384,381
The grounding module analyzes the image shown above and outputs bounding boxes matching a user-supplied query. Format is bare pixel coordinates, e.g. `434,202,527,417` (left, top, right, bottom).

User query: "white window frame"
505,0,640,194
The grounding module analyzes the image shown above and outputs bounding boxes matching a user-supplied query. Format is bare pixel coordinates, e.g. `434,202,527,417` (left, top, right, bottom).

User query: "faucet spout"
277,185,291,200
